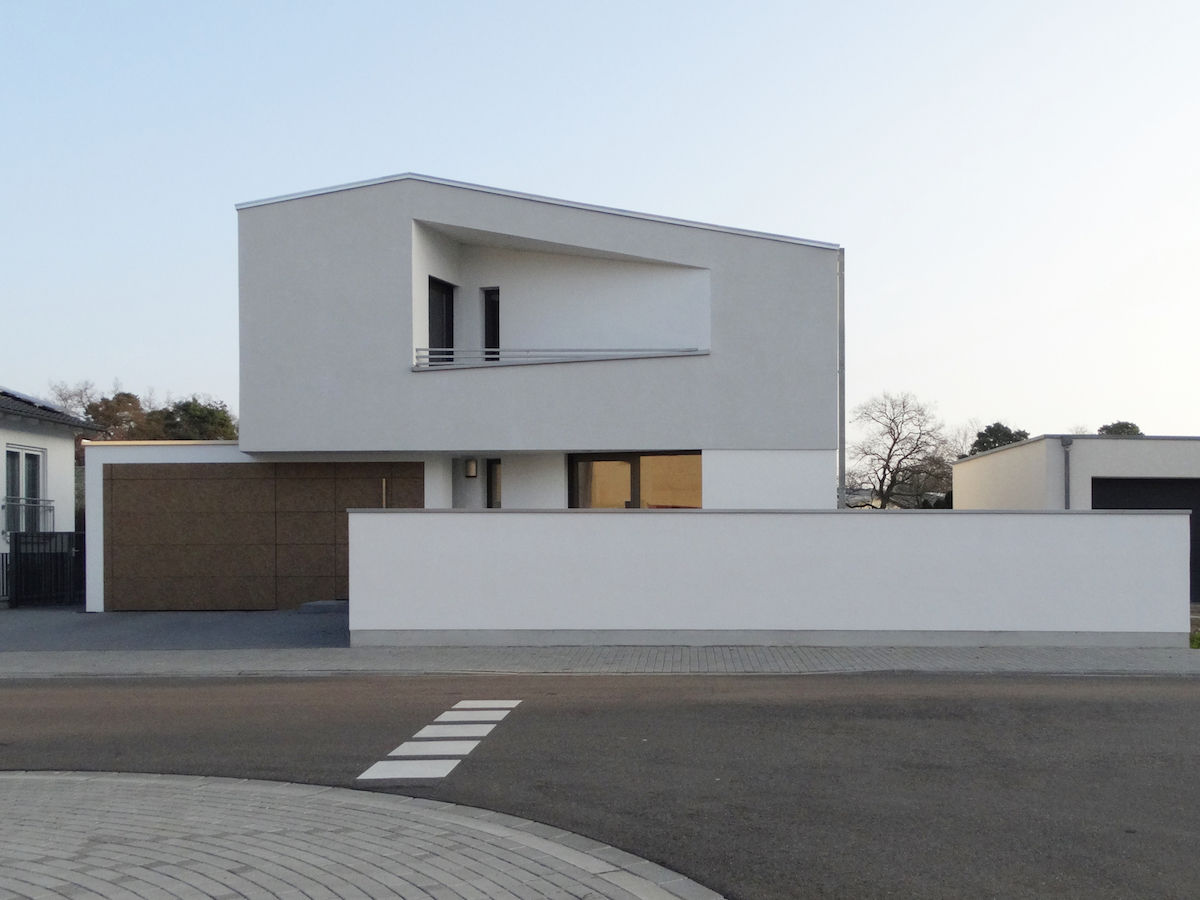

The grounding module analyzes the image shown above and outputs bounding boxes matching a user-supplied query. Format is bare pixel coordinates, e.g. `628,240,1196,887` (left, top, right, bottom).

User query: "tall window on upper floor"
5,446,45,534
568,452,701,509
483,288,500,361
428,277,455,365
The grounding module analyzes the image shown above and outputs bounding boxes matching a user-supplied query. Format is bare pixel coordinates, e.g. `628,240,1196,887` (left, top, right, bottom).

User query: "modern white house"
954,435,1200,602
83,175,1190,647
86,174,845,614
236,173,846,510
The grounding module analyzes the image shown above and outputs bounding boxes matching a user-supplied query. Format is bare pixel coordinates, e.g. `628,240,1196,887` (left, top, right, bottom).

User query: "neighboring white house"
953,434,1200,601
1,387,96,554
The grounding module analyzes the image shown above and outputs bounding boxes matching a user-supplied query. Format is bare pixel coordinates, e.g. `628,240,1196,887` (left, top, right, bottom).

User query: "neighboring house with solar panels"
1,387,99,553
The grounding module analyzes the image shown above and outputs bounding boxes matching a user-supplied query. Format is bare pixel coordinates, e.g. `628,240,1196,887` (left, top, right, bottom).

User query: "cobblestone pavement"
0,772,722,900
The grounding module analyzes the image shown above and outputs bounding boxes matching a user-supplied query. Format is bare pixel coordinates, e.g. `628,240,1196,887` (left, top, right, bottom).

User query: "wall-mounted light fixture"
464,458,479,478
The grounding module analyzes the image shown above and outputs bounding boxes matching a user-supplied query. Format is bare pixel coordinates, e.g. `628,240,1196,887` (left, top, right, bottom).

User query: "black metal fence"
6,532,85,606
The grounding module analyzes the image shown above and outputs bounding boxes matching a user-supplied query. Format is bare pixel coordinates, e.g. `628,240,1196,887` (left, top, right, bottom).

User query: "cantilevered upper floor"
237,174,842,455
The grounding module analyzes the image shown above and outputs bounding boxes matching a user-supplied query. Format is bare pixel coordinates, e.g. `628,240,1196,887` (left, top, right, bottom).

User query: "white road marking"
413,723,496,739
357,700,521,781
358,759,461,780
434,710,510,723
389,740,480,757
453,700,522,709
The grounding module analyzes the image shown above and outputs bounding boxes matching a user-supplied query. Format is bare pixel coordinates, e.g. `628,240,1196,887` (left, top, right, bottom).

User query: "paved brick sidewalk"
1,644,1200,679
0,771,722,899
1,606,1197,678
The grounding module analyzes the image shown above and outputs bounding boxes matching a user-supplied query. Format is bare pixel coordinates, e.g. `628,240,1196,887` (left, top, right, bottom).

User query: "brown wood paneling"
275,477,336,511
108,543,274,578
108,512,277,546
386,471,423,508
110,478,276,514
107,576,276,611
111,463,274,480
103,460,423,612
276,511,336,545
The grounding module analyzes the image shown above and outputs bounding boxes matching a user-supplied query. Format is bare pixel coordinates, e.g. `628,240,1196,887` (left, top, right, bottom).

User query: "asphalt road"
3,673,1199,899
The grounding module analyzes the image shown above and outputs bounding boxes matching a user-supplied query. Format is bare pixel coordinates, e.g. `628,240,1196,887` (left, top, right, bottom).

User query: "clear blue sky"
5,0,1197,436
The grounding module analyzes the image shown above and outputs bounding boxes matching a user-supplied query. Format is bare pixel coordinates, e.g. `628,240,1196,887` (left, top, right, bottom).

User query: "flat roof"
953,433,1200,464
235,173,841,251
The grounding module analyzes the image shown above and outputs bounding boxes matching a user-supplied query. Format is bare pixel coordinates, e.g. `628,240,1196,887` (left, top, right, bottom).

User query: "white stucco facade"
954,435,1200,510
237,174,845,510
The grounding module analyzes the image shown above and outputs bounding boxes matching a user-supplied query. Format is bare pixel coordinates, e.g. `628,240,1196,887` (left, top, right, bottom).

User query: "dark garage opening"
1092,477,1199,603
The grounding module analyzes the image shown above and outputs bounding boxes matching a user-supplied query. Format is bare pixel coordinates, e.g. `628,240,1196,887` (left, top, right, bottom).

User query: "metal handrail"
2,497,55,535
414,347,702,368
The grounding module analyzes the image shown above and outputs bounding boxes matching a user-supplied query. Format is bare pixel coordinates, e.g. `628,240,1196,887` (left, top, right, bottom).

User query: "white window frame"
4,443,48,535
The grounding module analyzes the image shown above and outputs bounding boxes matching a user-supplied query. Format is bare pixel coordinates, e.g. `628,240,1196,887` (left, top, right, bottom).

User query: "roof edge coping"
234,173,840,250
952,433,1200,464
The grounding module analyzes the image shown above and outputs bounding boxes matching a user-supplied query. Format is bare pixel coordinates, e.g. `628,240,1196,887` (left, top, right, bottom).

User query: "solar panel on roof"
0,386,67,413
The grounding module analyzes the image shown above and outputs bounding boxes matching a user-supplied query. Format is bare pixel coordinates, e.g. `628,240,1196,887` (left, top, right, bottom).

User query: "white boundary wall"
349,509,1190,647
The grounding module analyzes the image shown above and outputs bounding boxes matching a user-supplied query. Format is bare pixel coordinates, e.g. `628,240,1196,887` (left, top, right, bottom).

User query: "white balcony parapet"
413,347,704,370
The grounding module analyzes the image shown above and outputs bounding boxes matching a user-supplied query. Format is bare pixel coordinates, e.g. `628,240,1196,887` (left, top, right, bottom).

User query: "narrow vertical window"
428,277,455,364
483,288,500,361
23,452,40,532
486,458,502,508
5,450,19,533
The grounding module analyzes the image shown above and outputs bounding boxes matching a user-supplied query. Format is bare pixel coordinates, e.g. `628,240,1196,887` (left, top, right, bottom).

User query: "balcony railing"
2,497,55,536
414,347,703,370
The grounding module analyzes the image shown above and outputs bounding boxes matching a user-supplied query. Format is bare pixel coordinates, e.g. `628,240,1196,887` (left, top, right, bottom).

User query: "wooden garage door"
104,461,422,610
1091,477,1199,603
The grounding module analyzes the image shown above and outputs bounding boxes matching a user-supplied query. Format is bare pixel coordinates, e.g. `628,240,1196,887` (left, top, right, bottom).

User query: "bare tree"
48,380,99,418
945,418,982,460
849,392,949,508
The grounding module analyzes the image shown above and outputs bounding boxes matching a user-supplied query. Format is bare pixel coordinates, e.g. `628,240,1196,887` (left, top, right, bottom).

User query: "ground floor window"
568,452,701,509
